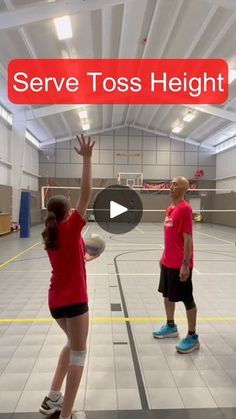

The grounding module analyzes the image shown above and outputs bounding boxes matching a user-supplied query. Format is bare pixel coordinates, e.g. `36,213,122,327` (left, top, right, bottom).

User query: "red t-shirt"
162,201,193,269
47,210,87,309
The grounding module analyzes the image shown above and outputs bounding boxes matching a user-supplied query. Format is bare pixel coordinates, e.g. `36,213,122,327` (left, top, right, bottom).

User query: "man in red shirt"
153,176,200,354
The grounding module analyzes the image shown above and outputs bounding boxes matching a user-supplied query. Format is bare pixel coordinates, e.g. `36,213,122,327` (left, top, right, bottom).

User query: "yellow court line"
0,241,42,270
1,317,236,324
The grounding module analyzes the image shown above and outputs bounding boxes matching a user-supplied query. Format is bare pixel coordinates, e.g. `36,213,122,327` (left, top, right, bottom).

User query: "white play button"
93,185,143,234
110,200,128,219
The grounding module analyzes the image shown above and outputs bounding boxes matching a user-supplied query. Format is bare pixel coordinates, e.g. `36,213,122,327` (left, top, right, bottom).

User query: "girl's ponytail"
42,211,59,250
42,195,70,250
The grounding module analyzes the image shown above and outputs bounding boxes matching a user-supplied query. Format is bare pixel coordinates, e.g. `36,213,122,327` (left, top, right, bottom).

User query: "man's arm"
180,233,192,281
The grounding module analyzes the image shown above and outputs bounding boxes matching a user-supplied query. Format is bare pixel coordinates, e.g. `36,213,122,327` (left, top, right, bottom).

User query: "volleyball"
85,234,106,256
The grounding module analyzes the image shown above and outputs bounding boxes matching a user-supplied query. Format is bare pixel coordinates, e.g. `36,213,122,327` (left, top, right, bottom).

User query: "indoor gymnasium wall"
39,124,216,223
139,179,215,223
214,148,236,227
39,126,216,181
0,119,12,217
22,141,41,225
39,178,215,223
211,193,236,227
0,115,41,225
0,119,11,188
0,185,12,214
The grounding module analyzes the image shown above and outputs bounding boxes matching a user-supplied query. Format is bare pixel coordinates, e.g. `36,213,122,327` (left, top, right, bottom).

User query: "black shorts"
50,303,89,319
158,265,193,303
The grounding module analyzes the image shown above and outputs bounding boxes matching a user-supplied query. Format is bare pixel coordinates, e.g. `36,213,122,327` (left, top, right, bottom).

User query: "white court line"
83,226,89,237
195,230,234,244
135,226,144,234
106,243,162,246
1,271,236,276
192,272,236,276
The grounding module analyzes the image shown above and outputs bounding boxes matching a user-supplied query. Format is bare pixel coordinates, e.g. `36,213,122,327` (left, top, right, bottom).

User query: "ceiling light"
215,136,236,154
54,16,72,40
82,123,90,131
79,111,88,119
172,125,183,133
183,111,195,122
25,130,40,149
229,69,236,84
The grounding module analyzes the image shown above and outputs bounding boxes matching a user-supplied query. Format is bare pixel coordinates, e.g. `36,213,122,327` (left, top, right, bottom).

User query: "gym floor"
0,222,236,419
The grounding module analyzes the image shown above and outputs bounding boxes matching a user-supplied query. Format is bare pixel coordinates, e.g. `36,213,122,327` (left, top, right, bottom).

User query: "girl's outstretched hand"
73,134,95,158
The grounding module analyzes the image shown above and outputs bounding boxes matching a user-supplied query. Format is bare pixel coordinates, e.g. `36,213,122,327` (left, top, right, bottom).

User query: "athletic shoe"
176,334,200,354
39,393,63,415
153,323,179,339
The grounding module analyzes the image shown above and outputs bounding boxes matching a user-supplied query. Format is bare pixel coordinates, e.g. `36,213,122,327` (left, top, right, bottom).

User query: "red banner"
143,182,197,190
8,59,228,104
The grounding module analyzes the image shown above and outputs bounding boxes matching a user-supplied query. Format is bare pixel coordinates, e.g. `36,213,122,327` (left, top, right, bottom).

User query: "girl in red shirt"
40,135,95,419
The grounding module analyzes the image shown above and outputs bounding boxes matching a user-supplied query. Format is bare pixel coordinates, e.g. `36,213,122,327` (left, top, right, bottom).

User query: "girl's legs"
50,318,70,393
60,311,89,418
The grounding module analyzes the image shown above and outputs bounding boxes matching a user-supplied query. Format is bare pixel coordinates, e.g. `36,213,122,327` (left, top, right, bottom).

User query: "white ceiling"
0,0,236,150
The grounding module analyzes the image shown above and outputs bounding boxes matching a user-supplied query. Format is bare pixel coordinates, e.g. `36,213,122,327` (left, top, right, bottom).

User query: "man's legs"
153,265,179,339
176,301,199,354
164,297,175,323
186,304,197,333
153,297,178,339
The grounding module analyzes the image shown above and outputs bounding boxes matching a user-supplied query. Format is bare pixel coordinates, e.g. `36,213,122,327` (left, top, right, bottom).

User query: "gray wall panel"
129,136,142,150
100,136,113,149
143,136,156,150
56,149,70,163
170,152,184,165
115,136,128,150
185,152,198,166
100,150,113,164
39,127,216,181
171,141,185,151
143,151,156,165
157,137,170,150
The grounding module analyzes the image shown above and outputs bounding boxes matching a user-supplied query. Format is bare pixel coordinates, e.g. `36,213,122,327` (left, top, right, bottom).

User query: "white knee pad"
69,349,87,366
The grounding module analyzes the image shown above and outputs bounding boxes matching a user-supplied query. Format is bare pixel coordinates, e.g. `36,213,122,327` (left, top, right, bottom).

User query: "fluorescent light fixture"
229,69,236,84
215,136,236,154
7,114,12,125
79,111,88,119
26,130,40,149
172,125,183,133
54,16,72,40
82,123,90,131
183,111,195,122
0,104,12,126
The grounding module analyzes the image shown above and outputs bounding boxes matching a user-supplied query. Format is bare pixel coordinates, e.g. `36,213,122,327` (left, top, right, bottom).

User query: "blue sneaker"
176,334,200,354
153,323,179,339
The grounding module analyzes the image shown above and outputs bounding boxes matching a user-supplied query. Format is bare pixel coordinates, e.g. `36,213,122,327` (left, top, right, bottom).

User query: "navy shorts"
158,264,193,303
50,303,88,319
